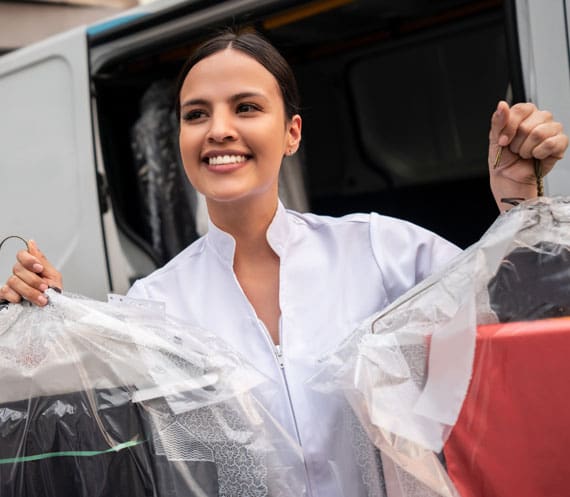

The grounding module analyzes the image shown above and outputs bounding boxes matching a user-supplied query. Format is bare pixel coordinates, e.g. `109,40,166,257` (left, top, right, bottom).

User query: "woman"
2,30,568,496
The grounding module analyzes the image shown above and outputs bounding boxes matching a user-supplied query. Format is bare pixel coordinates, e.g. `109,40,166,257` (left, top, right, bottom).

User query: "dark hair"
175,29,300,121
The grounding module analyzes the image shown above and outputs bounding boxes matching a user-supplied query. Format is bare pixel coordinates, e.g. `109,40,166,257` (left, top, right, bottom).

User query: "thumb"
27,240,62,289
489,100,510,146
27,239,46,263
28,240,45,259
489,101,510,169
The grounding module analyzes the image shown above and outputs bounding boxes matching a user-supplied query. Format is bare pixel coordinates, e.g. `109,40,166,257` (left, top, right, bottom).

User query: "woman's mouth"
207,154,249,166
203,154,251,172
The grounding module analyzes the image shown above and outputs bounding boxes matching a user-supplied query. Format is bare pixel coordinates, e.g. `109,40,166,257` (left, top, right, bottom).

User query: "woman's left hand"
488,101,568,212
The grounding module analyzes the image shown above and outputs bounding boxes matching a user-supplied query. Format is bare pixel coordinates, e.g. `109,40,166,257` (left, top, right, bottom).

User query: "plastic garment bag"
444,197,570,497
0,290,307,497
444,318,570,497
309,197,570,497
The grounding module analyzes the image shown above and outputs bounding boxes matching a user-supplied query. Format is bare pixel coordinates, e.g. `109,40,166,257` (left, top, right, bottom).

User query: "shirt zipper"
257,319,303,445
230,271,314,495
257,318,315,497
274,344,302,445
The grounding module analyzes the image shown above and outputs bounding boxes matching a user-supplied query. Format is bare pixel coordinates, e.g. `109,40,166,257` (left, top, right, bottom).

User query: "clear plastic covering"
444,197,570,497
0,290,307,496
309,197,570,497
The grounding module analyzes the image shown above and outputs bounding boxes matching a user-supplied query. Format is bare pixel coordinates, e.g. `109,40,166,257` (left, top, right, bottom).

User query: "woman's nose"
207,111,237,143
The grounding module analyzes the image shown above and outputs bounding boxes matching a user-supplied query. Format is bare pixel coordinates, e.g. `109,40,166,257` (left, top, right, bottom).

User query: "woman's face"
178,48,301,208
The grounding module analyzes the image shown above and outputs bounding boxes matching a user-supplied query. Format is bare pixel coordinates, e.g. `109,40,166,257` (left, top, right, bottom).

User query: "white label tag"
107,293,166,318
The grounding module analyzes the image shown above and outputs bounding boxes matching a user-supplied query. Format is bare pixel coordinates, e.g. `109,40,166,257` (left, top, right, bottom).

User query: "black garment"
131,81,199,264
488,241,570,322
0,387,158,497
0,387,222,497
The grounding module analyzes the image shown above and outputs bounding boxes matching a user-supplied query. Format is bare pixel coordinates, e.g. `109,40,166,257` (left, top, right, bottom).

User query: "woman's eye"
237,103,259,114
182,109,207,121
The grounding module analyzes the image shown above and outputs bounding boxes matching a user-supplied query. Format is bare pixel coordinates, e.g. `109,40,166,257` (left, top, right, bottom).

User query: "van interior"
91,0,518,273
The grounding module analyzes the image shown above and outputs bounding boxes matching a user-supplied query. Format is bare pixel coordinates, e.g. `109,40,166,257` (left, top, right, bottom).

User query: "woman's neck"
207,194,282,344
207,195,278,254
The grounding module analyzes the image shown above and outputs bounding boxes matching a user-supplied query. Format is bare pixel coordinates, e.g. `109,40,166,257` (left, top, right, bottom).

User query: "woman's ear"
286,114,302,155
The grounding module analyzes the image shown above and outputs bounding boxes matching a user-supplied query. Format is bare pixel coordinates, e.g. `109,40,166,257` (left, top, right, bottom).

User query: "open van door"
515,0,570,196
3,0,569,300
0,28,111,299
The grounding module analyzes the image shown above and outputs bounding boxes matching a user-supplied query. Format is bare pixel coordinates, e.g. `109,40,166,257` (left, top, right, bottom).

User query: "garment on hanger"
444,197,570,497
0,291,307,497
310,197,570,497
487,240,570,322
444,317,570,497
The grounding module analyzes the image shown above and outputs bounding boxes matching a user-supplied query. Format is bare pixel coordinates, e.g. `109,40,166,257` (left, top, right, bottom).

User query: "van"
1,0,569,299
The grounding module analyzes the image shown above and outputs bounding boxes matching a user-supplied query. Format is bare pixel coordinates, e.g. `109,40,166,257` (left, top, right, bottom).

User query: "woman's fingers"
533,133,569,164
488,101,509,163
490,101,568,170
489,100,510,146
16,247,43,274
13,257,48,291
1,240,62,307
11,250,49,306
488,101,568,211
509,114,558,158
27,240,63,290
0,283,23,304
493,102,537,147
5,272,48,306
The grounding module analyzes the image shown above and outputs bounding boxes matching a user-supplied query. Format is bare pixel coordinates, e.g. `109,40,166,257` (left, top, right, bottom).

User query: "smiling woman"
178,48,301,214
172,35,304,345
1,27,568,497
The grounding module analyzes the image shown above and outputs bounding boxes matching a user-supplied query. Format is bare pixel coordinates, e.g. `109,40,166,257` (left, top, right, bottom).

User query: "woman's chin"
204,185,277,208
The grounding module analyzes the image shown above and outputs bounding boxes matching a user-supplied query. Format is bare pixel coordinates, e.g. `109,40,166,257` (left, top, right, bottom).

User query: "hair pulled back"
175,29,300,121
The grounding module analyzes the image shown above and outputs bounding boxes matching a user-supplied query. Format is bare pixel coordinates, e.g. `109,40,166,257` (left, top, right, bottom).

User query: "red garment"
444,318,570,497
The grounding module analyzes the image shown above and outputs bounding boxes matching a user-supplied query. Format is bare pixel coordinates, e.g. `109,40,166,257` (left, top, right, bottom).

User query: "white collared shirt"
128,202,460,497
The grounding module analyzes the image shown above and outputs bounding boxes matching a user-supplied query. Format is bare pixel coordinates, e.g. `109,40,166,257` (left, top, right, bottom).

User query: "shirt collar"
206,201,291,265
266,201,291,256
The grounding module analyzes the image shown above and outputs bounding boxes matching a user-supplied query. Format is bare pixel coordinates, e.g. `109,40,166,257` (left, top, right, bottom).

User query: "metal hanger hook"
0,235,29,253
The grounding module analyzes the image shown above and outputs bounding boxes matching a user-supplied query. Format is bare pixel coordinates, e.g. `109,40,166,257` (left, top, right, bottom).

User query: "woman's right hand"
0,240,63,306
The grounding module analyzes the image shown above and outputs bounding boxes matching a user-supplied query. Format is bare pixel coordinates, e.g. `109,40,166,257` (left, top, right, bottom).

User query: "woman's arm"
488,101,568,212
2,102,566,306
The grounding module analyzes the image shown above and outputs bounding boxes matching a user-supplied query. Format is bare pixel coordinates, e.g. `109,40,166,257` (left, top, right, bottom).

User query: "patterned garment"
0,293,307,497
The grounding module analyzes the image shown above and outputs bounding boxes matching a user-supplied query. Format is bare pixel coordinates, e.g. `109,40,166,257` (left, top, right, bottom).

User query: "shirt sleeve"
126,279,149,300
369,213,462,304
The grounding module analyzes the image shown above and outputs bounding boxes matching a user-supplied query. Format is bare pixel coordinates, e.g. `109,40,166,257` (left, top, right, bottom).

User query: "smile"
207,155,248,166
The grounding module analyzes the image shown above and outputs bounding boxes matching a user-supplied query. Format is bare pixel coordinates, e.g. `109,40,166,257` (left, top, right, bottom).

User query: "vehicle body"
1,0,569,299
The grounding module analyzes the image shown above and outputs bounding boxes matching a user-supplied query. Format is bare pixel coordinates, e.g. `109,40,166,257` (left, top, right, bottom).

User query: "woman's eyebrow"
230,92,267,102
180,98,208,108
180,92,268,108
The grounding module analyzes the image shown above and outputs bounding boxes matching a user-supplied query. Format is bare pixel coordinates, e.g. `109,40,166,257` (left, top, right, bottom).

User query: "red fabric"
444,318,570,497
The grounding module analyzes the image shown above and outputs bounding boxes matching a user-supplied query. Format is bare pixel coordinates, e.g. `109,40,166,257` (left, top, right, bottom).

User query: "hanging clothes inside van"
0,291,307,497
131,80,200,264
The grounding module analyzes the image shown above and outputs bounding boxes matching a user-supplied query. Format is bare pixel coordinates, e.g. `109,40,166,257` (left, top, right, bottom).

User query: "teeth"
208,155,247,165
